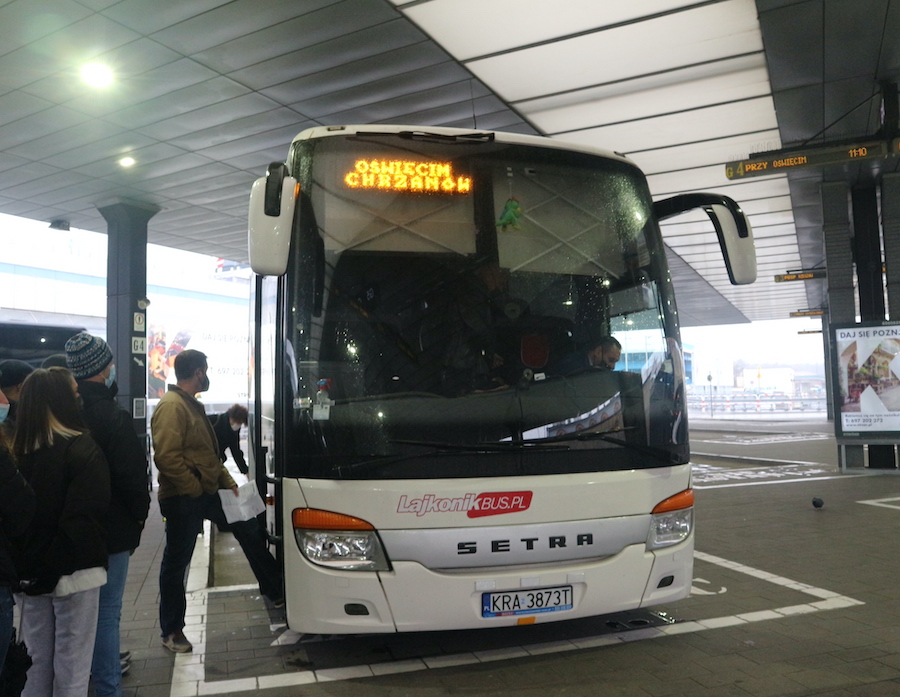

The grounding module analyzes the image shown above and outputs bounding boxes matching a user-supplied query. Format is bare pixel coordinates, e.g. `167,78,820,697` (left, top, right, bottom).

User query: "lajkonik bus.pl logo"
397,492,533,518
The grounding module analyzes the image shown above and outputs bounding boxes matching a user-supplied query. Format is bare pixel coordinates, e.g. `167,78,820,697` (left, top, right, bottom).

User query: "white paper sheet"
218,481,266,524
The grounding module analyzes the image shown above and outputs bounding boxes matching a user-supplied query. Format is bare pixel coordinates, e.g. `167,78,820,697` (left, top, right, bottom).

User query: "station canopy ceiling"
1,0,898,326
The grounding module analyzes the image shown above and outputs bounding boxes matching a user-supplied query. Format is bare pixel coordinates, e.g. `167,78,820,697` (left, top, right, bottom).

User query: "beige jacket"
151,385,236,500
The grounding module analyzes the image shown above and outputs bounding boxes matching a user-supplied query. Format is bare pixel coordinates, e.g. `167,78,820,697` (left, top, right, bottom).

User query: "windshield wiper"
390,438,568,452
338,439,562,474
523,429,678,463
397,130,495,143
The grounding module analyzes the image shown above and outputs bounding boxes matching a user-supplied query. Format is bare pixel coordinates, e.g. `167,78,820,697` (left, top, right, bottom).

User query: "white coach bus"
247,124,756,633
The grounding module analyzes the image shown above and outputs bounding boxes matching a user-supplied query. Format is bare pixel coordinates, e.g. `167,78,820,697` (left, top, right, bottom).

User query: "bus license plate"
482,585,573,618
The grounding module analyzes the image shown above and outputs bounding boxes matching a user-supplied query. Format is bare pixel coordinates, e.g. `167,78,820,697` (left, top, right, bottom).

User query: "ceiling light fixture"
119,156,136,167
81,62,113,88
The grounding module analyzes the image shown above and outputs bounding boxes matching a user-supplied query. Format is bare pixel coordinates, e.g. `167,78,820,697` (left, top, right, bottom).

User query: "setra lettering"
457,534,595,554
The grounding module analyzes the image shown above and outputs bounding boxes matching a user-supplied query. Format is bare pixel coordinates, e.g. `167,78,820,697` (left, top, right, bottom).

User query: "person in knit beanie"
64,332,114,381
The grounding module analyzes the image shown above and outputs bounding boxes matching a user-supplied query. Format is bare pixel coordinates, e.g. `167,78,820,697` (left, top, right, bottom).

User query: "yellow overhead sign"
726,141,887,180
774,269,826,282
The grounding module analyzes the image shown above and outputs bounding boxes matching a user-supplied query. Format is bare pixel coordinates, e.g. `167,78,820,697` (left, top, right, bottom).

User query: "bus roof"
290,124,634,168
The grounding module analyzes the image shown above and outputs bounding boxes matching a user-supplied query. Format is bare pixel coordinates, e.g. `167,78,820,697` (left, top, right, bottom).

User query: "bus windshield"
280,132,688,480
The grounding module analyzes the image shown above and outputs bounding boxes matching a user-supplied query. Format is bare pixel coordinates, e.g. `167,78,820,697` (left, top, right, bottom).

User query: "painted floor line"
168,551,865,695
691,452,829,467
695,474,866,489
858,496,900,510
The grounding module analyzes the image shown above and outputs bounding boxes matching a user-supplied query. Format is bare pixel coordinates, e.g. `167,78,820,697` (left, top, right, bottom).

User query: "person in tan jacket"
152,350,281,653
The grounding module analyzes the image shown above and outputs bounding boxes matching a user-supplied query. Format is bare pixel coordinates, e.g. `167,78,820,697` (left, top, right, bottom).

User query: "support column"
822,182,865,468
98,200,160,439
852,186,886,319
822,329,834,421
852,185,895,468
882,173,900,316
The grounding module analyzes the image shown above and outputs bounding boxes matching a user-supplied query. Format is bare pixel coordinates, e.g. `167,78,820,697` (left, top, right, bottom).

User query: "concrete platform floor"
112,416,900,697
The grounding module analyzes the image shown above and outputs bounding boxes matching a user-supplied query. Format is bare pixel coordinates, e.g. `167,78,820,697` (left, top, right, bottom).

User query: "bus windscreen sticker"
397,492,533,518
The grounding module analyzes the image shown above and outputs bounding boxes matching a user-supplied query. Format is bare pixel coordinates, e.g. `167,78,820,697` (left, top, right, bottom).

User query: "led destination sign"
774,269,826,282
344,159,472,194
725,141,887,180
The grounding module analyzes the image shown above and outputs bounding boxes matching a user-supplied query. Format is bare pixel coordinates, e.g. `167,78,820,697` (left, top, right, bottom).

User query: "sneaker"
121,659,130,676
162,632,193,653
120,650,132,662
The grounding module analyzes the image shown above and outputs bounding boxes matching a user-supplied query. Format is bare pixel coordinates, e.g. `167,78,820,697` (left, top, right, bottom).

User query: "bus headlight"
292,508,390,571
647,489,694,550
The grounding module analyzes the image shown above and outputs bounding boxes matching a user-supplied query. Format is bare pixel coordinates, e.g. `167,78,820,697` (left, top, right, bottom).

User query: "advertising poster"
147,321,250,407
832,321,900,438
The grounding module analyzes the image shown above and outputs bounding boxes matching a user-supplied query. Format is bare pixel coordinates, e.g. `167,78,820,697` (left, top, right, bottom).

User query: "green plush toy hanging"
496,197,522,232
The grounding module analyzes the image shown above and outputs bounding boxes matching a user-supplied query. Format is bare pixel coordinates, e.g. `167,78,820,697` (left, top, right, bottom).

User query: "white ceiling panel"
738,195,793,215
647,166,739,197
526,62,772,135
546,98,777,156
746,211,796,228
463,0,762,103
625,129,782,177
395,0,700,61
752,225,802,240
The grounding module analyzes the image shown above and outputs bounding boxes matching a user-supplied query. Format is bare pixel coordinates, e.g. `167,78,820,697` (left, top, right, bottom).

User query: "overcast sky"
682,317,827,370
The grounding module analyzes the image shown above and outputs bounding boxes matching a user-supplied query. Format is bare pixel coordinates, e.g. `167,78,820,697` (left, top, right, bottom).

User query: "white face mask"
104,364,117,389
230,421,241,432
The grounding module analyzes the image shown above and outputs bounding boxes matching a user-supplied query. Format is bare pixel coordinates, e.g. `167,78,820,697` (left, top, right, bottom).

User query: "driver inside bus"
550,335,621,376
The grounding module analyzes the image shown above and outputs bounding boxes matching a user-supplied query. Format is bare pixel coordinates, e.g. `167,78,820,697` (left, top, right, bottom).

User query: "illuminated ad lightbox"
831,320,900,441
343,158,473,194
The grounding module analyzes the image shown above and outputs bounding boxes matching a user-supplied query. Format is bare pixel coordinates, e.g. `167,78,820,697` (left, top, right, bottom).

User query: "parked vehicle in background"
0,322,86,367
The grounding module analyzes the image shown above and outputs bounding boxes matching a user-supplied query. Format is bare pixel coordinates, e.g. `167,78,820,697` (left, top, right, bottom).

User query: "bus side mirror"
653,193,757,285
704,204,756,285
249,162,297,276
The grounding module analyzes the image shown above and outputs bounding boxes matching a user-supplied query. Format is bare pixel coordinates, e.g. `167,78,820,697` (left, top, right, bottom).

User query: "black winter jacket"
0,445,35,586
78,381,150,554
210,413,248,475
15,433,110,582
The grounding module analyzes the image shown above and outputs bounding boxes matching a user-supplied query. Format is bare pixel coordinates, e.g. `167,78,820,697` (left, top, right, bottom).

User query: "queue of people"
0,336,271,696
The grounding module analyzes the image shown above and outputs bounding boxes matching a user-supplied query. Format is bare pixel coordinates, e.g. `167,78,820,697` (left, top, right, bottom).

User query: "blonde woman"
12,368,110,697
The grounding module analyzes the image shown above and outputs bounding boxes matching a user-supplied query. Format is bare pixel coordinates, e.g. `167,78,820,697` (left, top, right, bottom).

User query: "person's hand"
231,485,239,497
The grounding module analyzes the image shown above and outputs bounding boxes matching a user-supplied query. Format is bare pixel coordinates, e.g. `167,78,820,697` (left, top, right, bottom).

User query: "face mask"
199,373,210,392
0,403,8,424
231,421,241,432
104,364,117,389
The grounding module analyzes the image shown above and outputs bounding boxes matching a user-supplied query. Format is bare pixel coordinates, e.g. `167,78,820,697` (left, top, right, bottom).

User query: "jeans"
91,551,130,697
19,587,100,697
159,493,281,637
0,586,13,669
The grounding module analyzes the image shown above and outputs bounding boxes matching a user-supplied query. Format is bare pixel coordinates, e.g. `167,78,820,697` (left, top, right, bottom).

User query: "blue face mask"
0,403,8,424
104,364,117,389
